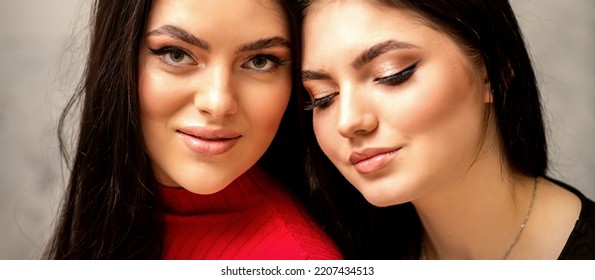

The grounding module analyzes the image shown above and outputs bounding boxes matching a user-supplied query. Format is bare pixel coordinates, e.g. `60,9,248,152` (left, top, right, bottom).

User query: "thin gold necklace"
419,177,539,260
502,177,538,259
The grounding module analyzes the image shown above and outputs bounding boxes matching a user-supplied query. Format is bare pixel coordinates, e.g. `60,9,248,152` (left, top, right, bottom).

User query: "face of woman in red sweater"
139,0,292,194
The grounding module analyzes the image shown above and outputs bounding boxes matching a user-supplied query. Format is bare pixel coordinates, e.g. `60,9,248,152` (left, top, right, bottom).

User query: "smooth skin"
139,0,292,194
302,1,581,259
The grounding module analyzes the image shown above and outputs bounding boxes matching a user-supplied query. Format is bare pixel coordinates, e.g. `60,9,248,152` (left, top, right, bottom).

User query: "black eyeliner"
374,60,420,85
304,92,339,110
148,45,198,69
246,54,289,67
256,54,289,66
148,46,191,56
242,54,289,73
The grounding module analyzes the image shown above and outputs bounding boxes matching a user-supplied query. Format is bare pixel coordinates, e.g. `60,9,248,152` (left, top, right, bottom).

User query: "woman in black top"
550,178,595,259
299,0,595,259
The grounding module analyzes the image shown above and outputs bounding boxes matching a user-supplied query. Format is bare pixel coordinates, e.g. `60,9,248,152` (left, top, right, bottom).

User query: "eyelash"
149,46,288,73
304,61,419,110
304,92,339,111
374,60,419,85
149,46,196,68
241,54,288,73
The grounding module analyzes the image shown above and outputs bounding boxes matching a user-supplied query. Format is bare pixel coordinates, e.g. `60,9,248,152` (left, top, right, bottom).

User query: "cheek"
139,65,175,123
138,62,193,130
138,61,190,169
312,112,338,159
139,75,160,122
395,63,484,135
396,89,461,132
242,75,292,135
393,70,487,169
138,64,179,184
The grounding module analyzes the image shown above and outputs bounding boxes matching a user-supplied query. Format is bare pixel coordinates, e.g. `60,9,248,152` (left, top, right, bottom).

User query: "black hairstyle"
46,0,307,259
299,0,547,259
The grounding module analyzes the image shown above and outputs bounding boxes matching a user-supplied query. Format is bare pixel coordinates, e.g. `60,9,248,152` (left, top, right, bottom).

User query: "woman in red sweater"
46,0,341,260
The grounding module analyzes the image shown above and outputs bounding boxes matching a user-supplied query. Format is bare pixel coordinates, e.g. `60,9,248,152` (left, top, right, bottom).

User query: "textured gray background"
1,0,594,259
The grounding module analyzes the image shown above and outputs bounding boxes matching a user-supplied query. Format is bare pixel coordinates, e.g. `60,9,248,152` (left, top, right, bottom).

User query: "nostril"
337,113,378,138
194,87,238,119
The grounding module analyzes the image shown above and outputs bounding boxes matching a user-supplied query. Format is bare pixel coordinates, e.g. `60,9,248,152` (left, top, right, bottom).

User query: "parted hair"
47,0,307,259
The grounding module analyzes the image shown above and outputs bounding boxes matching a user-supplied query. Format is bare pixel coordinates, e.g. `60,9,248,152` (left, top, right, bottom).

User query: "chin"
175,173,240,195
181,183,229,195
357,183,410,207
363,194,399,207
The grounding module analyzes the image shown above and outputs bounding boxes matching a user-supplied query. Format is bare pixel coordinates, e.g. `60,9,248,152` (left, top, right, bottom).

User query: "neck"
414,157,537,259
158,165,276,214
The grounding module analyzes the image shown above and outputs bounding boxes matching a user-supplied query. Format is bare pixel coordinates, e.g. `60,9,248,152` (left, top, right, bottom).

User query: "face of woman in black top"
302,1,492,206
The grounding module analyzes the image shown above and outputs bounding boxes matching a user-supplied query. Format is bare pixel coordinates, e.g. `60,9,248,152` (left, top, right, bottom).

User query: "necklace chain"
502,177,538,259
419,177,539,260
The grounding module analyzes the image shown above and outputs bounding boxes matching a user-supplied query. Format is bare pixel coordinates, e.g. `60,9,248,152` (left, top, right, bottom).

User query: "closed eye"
374,60,419,85
304,92,339,110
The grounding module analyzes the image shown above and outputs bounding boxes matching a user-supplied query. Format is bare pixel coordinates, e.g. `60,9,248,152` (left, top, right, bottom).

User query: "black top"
550,178,595,259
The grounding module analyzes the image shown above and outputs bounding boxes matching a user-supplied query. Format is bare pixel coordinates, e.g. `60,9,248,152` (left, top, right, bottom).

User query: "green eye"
252,56,269,68
169,50,186,63
242,55,287,72
149,46,196,68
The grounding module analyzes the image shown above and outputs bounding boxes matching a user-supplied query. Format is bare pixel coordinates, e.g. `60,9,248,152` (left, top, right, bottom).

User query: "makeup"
349,147,400,174
177,127,241,156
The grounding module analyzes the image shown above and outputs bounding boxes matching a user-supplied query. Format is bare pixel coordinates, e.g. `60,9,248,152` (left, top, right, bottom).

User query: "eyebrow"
146,25,210,51
236,37,291,52
351,40,419,69
302,70,332,81
302,40,420,81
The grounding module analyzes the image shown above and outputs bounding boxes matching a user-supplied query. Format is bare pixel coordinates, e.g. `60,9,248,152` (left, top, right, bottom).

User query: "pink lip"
349,147,400,174
177,126,241,156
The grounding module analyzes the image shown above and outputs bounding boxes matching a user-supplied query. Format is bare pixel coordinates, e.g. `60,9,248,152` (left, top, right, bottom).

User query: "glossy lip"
177,126,242,156
349,147,400,174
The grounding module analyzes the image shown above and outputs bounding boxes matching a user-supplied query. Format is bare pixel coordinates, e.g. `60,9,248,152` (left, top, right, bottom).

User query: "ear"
477,63,493,104
483,77,493,104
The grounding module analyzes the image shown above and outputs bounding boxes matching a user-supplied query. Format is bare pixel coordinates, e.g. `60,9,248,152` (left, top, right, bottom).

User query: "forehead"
147,0,289,35
301,1,483,79
302,2,428,60
304,1,430,39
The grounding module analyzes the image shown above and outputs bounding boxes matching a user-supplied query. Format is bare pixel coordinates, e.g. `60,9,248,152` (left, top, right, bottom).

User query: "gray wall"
0,0,89,259
1,1,594,259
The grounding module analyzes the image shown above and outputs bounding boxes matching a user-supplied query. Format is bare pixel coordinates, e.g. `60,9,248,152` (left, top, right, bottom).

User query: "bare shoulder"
539,178,582,218
522,177,582,259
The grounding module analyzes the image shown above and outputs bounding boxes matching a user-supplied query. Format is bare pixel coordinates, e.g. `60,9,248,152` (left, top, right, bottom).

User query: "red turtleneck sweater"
158,166,343,259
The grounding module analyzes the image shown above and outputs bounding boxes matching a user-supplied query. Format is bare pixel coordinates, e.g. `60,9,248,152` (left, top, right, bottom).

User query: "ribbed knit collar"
157,165,276,215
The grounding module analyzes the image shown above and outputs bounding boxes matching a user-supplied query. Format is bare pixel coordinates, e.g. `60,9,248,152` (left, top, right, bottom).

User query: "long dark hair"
299,0,547,259
47,0,305,259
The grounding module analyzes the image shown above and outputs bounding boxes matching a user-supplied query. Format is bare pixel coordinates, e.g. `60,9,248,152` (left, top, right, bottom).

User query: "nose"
336,87,378,138
194,67,238,119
